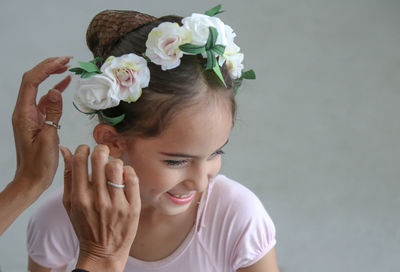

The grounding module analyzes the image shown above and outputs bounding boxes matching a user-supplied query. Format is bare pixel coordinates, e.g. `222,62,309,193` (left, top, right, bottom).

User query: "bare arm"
0,57,71,235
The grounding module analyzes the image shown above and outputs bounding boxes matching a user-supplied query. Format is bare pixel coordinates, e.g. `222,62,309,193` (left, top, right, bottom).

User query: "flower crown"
70,5,255,125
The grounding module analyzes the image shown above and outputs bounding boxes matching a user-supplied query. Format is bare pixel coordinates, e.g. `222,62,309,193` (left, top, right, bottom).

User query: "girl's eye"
164,160,188,167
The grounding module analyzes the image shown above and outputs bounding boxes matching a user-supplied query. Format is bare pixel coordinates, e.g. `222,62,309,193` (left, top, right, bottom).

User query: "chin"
156,202,192,216
141,192,196,216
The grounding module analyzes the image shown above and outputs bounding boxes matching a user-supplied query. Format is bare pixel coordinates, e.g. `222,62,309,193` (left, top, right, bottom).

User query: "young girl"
27,7,279,272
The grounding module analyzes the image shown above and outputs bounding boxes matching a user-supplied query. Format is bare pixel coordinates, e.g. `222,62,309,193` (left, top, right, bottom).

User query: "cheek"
209,157,222,178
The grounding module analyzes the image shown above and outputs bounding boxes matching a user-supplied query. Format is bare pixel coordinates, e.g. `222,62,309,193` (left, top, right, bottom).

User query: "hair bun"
86,10,157,60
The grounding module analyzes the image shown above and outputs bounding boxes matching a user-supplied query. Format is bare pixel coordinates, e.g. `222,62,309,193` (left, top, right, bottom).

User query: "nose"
185,162,210,192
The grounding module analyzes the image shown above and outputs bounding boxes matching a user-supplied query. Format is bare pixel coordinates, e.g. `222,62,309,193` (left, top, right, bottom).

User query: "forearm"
0,177,44,235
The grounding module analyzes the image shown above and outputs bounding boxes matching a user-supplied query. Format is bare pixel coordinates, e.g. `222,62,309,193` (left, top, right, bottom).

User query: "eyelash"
164,150,225,167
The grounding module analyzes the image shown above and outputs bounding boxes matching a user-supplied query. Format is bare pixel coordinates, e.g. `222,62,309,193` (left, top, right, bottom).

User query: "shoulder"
27,188,78,268
208,174,273,220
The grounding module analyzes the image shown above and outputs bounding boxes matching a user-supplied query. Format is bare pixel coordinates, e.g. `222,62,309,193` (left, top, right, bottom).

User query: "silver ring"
107,181,125,189
44,120,61,129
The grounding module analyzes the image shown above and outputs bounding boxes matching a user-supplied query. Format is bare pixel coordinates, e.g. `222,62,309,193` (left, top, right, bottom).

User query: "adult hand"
13,56,71,191
61,144,141,272
0,57,71,235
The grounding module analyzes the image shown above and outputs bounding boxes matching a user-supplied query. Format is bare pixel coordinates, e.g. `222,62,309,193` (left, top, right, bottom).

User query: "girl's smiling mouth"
166,192,196,205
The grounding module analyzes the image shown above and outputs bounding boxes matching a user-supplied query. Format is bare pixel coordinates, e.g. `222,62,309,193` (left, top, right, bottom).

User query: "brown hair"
87,10,237,138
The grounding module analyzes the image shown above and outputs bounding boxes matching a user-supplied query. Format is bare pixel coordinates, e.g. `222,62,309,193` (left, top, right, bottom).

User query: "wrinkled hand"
12,57,71,191
61,144,141,271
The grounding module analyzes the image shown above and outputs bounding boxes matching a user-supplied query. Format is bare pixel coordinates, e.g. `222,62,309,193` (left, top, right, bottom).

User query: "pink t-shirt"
27,175,276,271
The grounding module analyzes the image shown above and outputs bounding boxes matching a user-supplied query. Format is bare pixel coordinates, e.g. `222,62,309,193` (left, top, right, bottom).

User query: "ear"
93,124,126,157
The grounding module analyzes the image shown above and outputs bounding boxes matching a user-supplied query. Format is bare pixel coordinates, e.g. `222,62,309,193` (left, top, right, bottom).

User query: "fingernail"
48,90,60,102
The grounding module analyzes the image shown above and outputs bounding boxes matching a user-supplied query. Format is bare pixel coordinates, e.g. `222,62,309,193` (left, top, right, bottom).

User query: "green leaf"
90,57,103,64
69,67,85,74
213,64,227,87
179,43,206,54
211,44,226,56
81,72,98,78
78,61,101,73
205,4,224,16
99,111,125,126
242,69,256,79
205,27,218,50
205,50,216,70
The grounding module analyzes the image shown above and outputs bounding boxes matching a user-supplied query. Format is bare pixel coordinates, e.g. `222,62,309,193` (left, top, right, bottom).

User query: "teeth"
171,193,192,198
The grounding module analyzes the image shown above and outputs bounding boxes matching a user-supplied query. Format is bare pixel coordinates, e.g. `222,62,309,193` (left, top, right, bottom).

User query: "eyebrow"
159,139,229,158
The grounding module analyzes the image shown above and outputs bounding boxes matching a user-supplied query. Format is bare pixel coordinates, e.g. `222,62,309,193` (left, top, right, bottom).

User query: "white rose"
101,54,150,102
225,52,244,79
218,40,240,65
145,22,191,71
182,13,236,47
74,74,120,110
217,41,243,78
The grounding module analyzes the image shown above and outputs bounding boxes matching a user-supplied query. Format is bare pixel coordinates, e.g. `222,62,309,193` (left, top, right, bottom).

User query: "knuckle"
95,144,110,153
21,71,31,82
46,57,56,62
96,198,110,211
91,145,109,160
72,154,88,168
73,197,90,211
117,207,128,218
108,158,123,168
123,166,138,181
106,160,124,177
11,114,19,126
123,165,135,174
75,145,90,155
73,153,86,163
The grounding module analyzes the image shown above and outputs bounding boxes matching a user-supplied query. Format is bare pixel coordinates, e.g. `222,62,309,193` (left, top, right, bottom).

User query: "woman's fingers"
37,75,72,116
36,89,63,144
16,56,72,109
72,145,90,199
123,166,141,208
60,146,73,212
105,159,126,201
53,75,72,93
91,145,111,202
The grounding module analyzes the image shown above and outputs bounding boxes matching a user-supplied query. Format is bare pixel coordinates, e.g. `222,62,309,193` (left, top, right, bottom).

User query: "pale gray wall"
0,0,399,271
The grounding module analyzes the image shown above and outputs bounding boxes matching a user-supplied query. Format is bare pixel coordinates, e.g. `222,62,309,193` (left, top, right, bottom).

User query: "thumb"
45,89,63,125
60,145,73,213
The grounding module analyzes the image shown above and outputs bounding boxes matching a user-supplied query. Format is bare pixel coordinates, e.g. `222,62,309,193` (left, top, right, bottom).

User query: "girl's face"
121,99,232,216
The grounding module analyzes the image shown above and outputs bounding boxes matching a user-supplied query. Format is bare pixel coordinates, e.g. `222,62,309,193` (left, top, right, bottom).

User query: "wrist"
75,251,127,272
9,176,45,203
13,169,50,195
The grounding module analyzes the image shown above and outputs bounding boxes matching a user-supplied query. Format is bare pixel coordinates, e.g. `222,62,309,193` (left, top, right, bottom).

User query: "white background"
0,0,399,271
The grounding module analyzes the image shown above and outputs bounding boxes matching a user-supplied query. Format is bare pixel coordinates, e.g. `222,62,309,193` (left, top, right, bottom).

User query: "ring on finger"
107,181,125,189
44,120,61,130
